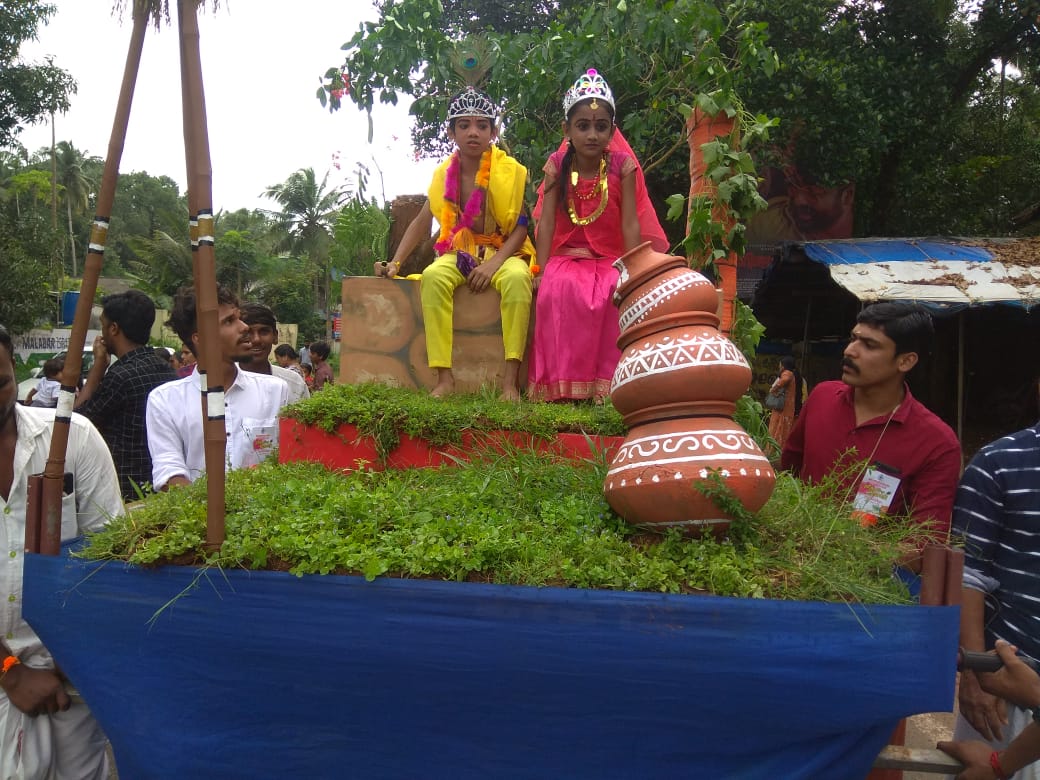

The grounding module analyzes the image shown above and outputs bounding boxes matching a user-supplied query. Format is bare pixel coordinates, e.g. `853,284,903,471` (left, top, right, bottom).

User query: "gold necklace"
567,156,608,226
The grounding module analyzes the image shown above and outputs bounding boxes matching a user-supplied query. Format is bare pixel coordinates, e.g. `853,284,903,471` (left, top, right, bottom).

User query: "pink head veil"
533,128,670,255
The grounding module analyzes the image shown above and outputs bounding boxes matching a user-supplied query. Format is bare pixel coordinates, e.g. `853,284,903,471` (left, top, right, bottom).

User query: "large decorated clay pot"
604,238,775,538
613,243,719,333
610,312,752,420
602,416,774,537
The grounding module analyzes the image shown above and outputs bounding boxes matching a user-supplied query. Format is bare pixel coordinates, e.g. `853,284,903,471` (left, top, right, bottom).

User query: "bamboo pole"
33,1,149,555
177,0,225,549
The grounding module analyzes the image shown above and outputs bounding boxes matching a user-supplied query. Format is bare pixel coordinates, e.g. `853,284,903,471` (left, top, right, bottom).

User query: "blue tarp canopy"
23,547,958,779
797,238,1040,313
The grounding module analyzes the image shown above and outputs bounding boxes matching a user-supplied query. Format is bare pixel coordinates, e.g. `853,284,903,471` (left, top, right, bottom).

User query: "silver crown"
562,68,615,118
447,87,497,121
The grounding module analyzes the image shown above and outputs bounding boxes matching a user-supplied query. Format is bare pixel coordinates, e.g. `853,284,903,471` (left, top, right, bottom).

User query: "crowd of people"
0,66,1036,778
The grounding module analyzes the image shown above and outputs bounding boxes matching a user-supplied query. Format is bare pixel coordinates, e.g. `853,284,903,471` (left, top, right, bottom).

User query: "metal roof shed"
751,237,1040,444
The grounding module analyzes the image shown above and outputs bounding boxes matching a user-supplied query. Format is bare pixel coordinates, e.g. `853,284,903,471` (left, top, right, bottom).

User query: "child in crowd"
274,344,306,379
528,69,668,403
375,85,535,401
26,357,64,407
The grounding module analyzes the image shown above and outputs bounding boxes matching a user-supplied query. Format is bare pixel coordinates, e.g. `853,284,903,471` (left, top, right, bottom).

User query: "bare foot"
500,360,521,403
430,368,455,398
431,382,456,399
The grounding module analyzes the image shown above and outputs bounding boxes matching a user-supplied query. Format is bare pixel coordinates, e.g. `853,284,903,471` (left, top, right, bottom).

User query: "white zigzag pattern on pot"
612,334,749,389
618,275,708,332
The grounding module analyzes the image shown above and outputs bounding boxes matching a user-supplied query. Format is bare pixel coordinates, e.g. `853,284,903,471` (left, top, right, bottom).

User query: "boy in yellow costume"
376,86,535,400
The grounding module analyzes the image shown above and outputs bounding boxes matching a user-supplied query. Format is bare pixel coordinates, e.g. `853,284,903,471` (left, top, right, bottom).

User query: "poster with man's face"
745,166,855,254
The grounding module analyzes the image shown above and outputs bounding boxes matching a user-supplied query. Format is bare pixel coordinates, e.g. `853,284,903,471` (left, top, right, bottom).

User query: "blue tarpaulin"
23,548,958,779
796,238,1040,311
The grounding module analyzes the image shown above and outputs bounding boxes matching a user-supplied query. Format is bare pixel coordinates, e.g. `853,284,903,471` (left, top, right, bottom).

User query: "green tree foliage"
108,170,186,272
0,239,51,334
320,0,777,247
263,168,348,330
331,198,390,278
0,3,76,148
250,256,325,342
322,0,1040,238
740,0,1040,234
217,229,261,299
53,141,97,276
123,229,191,306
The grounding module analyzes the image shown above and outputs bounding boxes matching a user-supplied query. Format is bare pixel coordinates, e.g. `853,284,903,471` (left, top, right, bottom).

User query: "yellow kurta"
421,145,535,367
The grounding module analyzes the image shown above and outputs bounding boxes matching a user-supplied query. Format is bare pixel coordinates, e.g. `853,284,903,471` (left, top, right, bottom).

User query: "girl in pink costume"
528,69,668,402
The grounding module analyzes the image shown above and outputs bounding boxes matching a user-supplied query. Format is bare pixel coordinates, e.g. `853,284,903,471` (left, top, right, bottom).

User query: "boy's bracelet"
990,750,1010,780
0,655,20,680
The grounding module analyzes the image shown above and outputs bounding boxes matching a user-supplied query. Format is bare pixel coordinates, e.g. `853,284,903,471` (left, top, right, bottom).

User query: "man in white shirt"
237,303,309,404
0,324,123,778
146,286,289,491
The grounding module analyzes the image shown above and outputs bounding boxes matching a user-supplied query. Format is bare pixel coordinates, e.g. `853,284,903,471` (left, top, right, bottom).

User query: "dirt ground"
904,710,956,780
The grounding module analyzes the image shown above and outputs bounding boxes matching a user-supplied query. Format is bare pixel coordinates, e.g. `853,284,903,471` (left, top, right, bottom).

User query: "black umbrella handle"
959,649,1039,673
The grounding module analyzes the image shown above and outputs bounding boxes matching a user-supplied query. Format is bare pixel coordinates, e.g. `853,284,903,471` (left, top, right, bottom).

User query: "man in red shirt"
781,302,961,571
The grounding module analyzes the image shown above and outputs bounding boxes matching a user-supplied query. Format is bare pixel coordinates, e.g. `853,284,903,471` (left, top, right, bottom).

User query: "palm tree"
125,228,193,303
263,167,348,337
53,141,96,277
0,146,29,218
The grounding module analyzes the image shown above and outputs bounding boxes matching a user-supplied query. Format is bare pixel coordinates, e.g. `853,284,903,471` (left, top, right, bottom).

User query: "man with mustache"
780,302,961,572
145,286,289,490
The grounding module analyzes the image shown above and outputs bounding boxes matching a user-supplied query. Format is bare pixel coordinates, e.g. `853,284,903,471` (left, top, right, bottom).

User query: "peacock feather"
450,37,499,89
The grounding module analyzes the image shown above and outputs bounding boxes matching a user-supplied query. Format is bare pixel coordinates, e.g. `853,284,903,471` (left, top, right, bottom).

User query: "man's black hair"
168,285,239,356
240,302,278,330
856,302,934,359
309,341,331,360
101,289,156,346
0,325,13,366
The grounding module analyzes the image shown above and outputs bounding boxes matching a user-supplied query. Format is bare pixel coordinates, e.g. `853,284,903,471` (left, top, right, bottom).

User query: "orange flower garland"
435,148,493,254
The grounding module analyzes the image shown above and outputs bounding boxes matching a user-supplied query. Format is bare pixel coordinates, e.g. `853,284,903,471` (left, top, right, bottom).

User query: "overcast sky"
16,0,438,213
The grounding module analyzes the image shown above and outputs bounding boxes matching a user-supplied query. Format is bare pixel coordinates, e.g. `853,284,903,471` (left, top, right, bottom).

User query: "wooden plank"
873,745,963,773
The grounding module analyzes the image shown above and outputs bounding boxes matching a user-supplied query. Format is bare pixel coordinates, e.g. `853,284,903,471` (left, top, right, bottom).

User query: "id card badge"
241,417,278,466
852,462,902,527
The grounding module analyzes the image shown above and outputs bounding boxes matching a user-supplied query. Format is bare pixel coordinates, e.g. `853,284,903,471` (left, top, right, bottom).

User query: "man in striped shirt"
952,423,1040,779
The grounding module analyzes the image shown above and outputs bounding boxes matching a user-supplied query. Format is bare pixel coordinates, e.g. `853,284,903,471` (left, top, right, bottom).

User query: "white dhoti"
0,694,108,780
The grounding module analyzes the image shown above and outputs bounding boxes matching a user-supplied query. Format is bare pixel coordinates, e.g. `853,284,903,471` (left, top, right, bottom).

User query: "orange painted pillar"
687,109,738,334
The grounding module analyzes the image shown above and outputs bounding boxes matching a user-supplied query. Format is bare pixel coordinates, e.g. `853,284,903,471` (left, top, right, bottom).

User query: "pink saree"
527,131,667,402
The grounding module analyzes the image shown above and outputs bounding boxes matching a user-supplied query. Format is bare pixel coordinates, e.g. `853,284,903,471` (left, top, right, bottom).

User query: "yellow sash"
428,145,535,262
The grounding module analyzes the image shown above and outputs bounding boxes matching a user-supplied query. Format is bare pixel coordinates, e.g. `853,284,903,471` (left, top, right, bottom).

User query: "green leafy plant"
81,450,923,606
283,383,626,462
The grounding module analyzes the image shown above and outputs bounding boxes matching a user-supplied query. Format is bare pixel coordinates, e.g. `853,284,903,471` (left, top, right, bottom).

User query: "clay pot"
613,242,686,299
614,244,719,335
603,416,775,538
610,312,752,420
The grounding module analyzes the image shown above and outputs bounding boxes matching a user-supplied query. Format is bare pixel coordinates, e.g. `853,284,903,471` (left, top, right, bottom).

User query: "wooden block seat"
338,275,532,392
